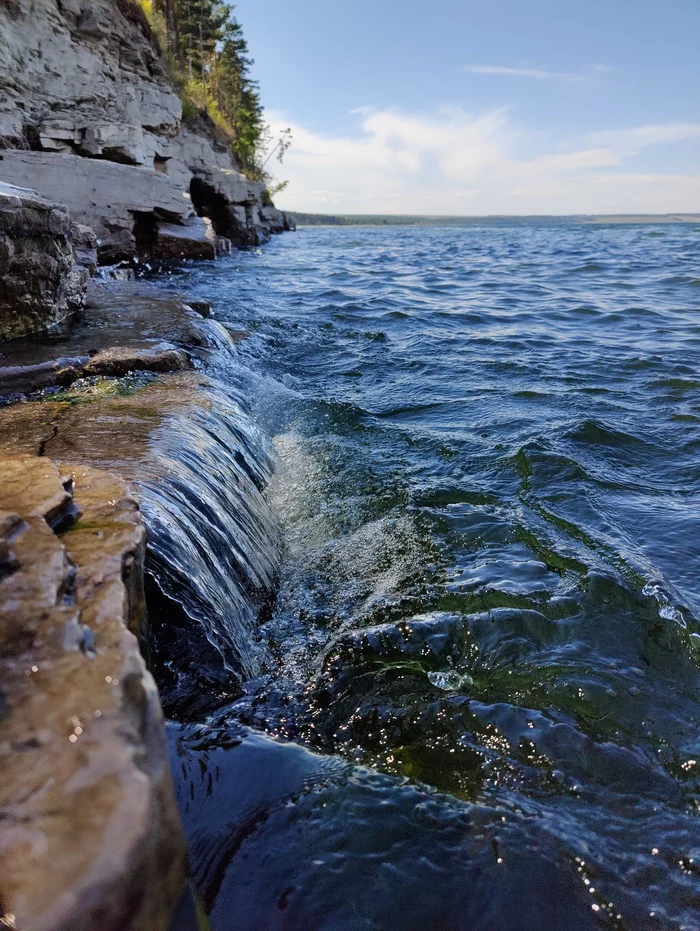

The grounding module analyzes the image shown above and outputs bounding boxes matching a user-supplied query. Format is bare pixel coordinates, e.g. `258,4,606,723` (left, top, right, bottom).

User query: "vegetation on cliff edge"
135,0,290,190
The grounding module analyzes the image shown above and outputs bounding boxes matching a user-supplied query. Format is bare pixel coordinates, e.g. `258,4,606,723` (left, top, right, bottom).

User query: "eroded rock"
153,218,216,262
0,182,88,338
0,456,186,931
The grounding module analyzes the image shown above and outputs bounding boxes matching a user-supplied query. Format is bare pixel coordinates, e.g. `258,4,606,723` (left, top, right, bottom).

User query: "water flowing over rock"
0,456,186,931
0,0,292,261
0,181,88,338
0,281,281,715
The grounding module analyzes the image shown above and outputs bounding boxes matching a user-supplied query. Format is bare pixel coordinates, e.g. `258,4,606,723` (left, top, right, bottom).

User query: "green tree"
141,0,290,185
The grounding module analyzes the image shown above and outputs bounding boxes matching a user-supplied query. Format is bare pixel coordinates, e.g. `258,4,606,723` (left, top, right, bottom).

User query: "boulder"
0,456,187,931
153,218,216,262
0,181,88,339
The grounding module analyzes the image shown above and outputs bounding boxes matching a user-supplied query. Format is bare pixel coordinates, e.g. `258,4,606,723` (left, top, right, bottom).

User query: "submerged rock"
0,456,186,931
0,182,88,338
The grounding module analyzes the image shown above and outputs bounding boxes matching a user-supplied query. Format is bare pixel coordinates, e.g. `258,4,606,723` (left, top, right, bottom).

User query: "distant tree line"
139,0,290,187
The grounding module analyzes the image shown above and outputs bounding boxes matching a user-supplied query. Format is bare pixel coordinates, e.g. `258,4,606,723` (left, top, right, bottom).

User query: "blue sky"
234,0,700,214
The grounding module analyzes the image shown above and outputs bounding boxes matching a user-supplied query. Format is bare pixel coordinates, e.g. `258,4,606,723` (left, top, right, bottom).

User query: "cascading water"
137,380,280,707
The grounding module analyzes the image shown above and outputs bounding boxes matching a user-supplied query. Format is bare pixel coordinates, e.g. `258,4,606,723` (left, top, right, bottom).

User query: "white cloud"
267,107,700,215
463,65,577,80
308,190,348,202
590,122,700,150
462,64,613,82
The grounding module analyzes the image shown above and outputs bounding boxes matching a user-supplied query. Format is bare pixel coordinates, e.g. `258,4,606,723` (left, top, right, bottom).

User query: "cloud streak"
268,107,700,215
590,122,700,150
462,64,612,82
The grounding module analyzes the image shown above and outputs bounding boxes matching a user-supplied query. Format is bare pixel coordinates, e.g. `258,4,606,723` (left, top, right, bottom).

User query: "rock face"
0,181,88,338
0,0,291,261
0,456,186,931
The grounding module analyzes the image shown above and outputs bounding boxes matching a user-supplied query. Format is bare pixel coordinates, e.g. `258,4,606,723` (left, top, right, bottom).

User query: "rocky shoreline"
0,0,293,264
0,1,293,927
0,272,244,929
0,266,282,928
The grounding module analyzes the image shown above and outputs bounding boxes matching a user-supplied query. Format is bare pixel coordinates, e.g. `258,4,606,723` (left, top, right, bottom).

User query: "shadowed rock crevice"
190,175,230,237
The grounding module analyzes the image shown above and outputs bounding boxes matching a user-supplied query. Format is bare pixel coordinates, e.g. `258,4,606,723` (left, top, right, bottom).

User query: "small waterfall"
135,376,281,706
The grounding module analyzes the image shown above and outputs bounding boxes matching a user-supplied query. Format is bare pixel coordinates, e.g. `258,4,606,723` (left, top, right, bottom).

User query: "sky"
233,0,700,215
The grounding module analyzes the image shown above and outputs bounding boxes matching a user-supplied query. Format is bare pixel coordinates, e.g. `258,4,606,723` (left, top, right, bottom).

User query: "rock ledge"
0,456,186,931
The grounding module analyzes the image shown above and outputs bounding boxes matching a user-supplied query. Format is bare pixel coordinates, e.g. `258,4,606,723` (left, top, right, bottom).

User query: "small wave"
564,418,652,450
649,377,700,391
513,389,549,400
570,262,605,273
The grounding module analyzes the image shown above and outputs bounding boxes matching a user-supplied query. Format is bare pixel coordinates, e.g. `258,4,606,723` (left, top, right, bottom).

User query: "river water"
161,222,700,930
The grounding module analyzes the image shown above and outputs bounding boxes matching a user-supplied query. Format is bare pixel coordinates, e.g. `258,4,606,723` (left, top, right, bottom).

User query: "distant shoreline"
288,212,700,228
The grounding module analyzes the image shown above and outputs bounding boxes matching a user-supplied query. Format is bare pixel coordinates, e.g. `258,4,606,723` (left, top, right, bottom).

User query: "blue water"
168,223,700,930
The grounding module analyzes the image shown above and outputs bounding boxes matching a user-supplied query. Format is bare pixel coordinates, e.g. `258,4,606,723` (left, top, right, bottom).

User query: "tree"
142,0,290,185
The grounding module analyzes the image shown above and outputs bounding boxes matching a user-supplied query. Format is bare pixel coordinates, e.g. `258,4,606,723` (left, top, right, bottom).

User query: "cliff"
0,0,293,263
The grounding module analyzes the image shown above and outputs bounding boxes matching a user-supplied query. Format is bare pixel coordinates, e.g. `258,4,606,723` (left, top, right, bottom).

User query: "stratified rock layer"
0,181,88,338
0,0,291,260
0,456,186,931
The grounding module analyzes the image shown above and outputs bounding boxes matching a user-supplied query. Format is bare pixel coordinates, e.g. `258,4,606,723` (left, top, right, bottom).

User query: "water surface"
166,223,700,930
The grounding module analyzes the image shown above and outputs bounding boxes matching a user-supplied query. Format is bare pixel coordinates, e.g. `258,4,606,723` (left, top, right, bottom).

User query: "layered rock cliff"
0,0,292,263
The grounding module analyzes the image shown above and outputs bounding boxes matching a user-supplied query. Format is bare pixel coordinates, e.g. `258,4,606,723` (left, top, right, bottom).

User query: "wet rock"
84,345,191,378
0,366,279,716
0,279,227,397
0,456,186,931
0,345,190,396
0,356,90,395
0,182,88,338
185,299,213,318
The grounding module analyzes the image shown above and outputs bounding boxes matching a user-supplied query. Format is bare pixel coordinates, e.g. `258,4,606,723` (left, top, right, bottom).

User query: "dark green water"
165,223,700,930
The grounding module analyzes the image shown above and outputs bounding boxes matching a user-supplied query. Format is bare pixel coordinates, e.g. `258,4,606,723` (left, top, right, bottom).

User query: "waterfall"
134,375,281,712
